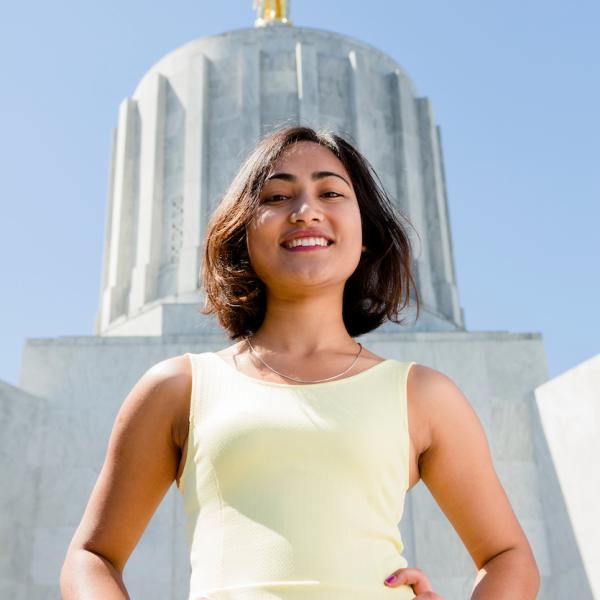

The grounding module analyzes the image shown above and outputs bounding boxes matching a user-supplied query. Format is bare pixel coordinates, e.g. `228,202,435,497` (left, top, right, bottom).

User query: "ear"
361,245,367,252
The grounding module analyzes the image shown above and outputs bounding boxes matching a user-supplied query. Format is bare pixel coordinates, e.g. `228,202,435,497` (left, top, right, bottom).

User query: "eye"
263,194,288,203
322,192,343,198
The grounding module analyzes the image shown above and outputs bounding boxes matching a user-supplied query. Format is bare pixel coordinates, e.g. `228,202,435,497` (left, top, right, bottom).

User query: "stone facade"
534,355,600,598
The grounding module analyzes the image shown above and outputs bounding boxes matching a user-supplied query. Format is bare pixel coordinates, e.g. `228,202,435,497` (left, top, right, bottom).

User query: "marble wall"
534,355,599,599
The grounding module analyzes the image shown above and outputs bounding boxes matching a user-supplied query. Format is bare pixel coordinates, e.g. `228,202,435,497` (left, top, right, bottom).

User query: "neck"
249,288,356,358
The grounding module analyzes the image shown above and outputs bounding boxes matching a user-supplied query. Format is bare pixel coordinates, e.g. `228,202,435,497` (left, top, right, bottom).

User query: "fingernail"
385,574,397,585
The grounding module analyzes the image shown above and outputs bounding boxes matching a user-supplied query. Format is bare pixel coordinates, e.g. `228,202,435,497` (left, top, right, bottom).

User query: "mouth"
280,239,335,252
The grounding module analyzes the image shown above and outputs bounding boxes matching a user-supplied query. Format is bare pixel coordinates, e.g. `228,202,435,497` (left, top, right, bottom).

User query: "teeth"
284,237,330,248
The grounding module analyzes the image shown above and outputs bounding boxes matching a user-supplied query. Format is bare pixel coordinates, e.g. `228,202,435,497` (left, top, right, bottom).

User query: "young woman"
60,127,539,600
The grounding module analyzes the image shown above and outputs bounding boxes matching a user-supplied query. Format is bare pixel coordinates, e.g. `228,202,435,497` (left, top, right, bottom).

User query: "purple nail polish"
385,574,397,585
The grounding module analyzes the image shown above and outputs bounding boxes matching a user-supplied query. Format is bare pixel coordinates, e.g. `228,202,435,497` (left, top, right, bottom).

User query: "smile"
281,237,335,252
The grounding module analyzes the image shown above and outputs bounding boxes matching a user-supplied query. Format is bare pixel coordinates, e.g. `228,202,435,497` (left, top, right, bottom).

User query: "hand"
384,567,442,599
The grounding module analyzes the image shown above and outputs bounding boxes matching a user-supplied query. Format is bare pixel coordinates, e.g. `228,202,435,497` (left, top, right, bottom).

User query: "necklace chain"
244,336,363,384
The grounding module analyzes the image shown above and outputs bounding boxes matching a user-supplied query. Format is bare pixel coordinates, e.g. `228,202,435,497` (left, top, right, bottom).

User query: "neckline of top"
208,351,396,389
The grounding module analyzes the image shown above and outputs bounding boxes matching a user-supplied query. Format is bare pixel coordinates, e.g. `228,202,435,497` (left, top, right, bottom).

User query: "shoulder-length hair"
200,126,421,339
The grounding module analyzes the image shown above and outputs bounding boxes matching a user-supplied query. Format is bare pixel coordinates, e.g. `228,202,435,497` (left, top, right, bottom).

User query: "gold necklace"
244,336,363,384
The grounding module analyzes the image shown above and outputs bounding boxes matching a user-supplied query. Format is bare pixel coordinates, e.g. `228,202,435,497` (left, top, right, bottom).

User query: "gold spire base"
254,17,292,27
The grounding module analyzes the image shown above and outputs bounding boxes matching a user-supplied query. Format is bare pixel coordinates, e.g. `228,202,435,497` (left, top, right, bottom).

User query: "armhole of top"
403,361,417,493
177,352,196,493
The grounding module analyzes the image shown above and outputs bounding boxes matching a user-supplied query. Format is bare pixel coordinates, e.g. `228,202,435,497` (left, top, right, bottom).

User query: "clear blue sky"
1,0,598,385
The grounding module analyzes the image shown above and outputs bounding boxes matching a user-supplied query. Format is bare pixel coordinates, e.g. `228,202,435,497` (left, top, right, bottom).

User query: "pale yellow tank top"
177,352,416,600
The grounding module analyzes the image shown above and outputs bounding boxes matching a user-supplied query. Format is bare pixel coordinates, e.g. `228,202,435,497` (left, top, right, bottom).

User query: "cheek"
246,220,277,266
250,208,272,228
248,209,279,241
340,204,363,241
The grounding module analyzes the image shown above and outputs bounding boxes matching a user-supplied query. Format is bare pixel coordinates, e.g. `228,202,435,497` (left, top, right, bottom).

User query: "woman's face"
246,141,364,295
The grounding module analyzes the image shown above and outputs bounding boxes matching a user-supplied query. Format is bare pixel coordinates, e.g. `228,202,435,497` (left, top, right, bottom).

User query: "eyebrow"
266,171,351,188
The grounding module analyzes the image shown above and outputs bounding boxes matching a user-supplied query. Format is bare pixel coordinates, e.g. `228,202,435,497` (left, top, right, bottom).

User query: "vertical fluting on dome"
157,80,185,296
260,49,299,135
98,98,140,330
178,53,209,297
96,27,464,336
416,98,462,325
130,73,166,312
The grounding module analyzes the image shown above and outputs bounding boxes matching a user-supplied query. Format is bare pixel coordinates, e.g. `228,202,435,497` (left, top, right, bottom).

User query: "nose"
289,192,323,223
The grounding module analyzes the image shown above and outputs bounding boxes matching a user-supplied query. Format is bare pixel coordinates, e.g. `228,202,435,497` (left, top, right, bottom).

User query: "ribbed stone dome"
96,25,464,336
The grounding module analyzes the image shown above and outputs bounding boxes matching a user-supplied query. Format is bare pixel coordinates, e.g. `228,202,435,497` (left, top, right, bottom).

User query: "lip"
282,243,332,253
280,228,335,247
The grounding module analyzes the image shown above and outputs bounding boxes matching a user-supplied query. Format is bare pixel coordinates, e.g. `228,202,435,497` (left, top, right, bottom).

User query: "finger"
384,568,433,595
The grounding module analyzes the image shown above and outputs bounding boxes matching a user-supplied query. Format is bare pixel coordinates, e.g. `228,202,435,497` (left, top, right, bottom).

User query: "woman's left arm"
412,365,540,600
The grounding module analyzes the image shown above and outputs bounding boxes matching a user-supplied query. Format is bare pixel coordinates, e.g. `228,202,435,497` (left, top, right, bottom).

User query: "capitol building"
1,3,597,598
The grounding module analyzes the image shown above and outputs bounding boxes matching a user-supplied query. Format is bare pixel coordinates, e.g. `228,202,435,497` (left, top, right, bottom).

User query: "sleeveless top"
176,352,417,600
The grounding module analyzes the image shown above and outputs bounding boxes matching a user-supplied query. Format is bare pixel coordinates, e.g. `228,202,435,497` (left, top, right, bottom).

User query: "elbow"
521,557,541,600
516,542,541,596
529,556,541,597
481,543,541,599
60,545,125,597
60,546,90,594
59,548,77,596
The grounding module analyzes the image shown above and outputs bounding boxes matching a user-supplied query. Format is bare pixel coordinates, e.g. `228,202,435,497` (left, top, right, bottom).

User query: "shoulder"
134,354,192,407
406,363,476,454
120,354,192,447
406,362,460,399
143,353,192,386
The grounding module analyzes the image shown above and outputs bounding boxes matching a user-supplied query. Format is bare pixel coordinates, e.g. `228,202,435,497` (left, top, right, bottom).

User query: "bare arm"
60,355,191,599
470,545,540,599
416,365,540,599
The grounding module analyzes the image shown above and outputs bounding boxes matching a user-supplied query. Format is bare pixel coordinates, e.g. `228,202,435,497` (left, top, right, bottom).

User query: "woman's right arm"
60,354,192,599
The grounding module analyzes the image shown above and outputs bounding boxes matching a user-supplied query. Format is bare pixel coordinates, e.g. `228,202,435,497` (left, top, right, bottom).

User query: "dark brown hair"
200,126,421,339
